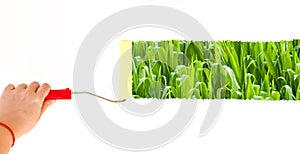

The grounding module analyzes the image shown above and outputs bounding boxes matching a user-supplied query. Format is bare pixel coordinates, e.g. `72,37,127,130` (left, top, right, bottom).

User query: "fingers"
27,81,40,93
36,83,51,100
2,82,52,105
41,100,55,115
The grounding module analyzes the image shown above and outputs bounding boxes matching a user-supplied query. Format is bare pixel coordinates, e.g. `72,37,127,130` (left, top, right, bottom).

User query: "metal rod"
72,91,126,103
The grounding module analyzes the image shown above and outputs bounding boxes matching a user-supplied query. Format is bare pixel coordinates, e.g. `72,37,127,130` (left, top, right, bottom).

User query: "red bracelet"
0,122,15,147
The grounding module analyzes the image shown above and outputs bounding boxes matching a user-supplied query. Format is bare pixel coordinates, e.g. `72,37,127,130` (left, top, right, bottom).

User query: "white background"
1,0,300,153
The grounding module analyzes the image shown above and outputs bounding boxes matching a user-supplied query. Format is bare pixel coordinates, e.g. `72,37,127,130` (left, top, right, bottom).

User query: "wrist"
0,122,15,147
0,125,13,154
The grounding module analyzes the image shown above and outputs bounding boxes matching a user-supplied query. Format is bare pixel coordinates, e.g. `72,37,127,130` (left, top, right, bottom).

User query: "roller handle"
45,88,72,100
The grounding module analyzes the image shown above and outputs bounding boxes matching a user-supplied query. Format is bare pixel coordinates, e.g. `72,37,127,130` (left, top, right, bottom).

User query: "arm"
0,82,55,154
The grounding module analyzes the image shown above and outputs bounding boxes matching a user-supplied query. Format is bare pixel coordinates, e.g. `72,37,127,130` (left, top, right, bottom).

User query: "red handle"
45,88,72,100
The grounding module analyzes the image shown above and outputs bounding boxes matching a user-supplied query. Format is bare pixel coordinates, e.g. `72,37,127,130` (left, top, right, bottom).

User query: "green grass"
132,40,300,100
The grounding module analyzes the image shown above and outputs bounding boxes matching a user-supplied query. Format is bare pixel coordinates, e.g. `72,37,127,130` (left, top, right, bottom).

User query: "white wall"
0,0,300,154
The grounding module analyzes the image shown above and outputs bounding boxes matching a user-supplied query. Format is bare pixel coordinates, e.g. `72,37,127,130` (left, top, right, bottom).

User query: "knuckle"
25,89,34,95
32,97,42,104
7,84,14,87
31,81,40,86
42,83,50,89
19,83,27,87
6,84,14,89
16,83,27,90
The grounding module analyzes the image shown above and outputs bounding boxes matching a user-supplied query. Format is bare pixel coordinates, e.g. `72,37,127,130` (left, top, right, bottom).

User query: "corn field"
132,40,300,100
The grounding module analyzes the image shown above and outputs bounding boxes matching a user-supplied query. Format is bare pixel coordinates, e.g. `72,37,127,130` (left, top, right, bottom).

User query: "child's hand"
0,82,55,139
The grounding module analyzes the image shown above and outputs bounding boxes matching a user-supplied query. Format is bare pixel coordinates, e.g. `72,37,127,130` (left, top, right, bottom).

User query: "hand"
0,82,55,139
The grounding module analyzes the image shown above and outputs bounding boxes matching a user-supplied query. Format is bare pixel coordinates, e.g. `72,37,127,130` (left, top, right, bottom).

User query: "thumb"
41,100,56,115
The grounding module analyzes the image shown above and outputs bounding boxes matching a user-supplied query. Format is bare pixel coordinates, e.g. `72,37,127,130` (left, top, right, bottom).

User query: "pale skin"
0,82,55,154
